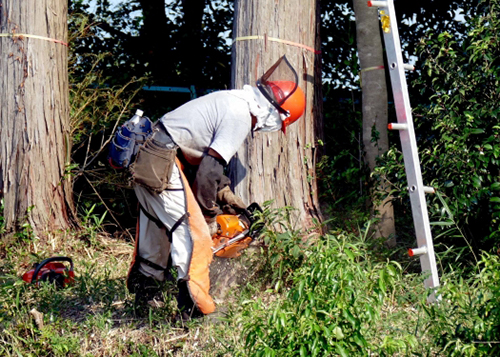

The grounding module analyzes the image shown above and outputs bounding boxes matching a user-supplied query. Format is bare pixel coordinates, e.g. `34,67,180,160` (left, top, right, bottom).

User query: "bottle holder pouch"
109,130,135,168
131,138,178,193
108,116,153,169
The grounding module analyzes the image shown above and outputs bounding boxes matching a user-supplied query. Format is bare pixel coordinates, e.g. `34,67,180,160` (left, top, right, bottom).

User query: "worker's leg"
133,163,192,280
129,162,215,315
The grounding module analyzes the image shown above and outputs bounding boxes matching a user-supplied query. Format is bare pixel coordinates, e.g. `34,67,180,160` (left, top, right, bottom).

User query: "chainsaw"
212,202,263,258
22,257,75,288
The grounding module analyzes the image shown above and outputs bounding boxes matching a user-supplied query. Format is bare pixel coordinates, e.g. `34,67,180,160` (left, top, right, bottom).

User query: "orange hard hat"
268,80,306,134
256,56,306,134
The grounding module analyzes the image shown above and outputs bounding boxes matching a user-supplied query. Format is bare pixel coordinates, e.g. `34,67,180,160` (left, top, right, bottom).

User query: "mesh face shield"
256,55,299,116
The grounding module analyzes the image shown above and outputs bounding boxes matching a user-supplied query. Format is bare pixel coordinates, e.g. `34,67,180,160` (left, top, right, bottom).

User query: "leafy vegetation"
241,227,401,356
1,203,499,356
375,0,500,257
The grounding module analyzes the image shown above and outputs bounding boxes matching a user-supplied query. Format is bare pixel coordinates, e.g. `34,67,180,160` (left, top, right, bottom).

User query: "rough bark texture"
229,0,323,229
353,0,396,245
0,0,76,234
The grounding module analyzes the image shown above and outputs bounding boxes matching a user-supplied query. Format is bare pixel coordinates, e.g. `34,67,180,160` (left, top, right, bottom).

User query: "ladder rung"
388,123,408,130
423,186,435,194
367,1,387,7
409,246,428,257
404,64,415,71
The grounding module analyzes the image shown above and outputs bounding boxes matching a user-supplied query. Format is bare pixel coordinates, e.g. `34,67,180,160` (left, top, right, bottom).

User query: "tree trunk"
210,0,322,300
352,0,396,246
230,0,323,230
179,0,206,85
0,0,77,235
137,0,173,84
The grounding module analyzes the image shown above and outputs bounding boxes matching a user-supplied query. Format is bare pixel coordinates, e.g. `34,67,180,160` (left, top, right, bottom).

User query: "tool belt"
131,122,178,193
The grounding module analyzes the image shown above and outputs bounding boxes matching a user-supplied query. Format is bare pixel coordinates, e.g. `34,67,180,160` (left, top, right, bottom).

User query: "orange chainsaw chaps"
128,216,141,277
177,158,216,315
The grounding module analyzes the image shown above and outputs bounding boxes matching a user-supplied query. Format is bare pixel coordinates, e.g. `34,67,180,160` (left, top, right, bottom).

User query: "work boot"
135,276,164,308
128,267,165,313
176,280,204,321
126,262,143,294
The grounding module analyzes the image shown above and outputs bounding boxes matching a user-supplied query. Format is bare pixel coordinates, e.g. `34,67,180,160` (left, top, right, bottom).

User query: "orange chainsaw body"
212,214,253,258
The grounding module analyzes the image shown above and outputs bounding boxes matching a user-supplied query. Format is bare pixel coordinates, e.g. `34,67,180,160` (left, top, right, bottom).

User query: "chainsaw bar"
212,231,249,254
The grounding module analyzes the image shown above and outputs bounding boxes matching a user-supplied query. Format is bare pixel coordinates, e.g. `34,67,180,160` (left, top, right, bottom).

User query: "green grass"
0,206,499,356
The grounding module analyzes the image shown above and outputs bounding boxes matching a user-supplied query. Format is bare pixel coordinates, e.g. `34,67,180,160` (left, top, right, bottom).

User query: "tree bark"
230,0,323,230
352,0,396,246
0,0,77,234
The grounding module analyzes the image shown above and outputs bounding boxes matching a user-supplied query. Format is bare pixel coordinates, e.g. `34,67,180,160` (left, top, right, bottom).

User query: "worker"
126,55,306,319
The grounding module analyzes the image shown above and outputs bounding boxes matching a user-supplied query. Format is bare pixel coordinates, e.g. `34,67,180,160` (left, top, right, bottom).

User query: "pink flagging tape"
234,35,320,54
0,33,68,47
359,65,385,87
360,65,385,73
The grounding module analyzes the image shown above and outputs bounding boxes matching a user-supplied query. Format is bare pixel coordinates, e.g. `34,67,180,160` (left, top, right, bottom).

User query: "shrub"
375,0,500,254
241,230,402,356
423,252,500,356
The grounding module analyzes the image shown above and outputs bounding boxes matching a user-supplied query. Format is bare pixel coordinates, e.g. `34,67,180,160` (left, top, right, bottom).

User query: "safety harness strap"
134,255,167,272
135,203,189,273
138,203,189,243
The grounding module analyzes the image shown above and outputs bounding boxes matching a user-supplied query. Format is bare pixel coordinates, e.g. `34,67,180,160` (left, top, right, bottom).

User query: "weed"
80,203,108,248
241,229,403,356
423,252,500,356
0,199,5,236
249,202,309,291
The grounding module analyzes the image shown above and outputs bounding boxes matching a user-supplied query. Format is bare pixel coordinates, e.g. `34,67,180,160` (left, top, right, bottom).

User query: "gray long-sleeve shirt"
160,90,252,166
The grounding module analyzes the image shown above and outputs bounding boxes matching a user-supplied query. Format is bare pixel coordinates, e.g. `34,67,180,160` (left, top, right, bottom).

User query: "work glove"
217,186,247,215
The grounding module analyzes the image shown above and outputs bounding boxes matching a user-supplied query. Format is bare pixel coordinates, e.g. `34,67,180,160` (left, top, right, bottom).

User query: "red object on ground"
22,257,75,287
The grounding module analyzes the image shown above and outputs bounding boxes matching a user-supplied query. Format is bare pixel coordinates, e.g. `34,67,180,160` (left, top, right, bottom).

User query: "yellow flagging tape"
360,65,385,73
0,33,68,47
360,65,385,87
234,35,320,54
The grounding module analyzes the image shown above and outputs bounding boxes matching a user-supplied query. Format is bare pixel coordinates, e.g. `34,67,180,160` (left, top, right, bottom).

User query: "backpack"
108,110,154,169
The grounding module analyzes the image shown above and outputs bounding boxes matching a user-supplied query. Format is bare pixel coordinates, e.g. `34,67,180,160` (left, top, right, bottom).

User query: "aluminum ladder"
367,0,440,301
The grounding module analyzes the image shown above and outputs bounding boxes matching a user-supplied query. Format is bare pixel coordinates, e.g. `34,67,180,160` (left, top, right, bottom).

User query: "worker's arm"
192,150,229,220
193,149,247,220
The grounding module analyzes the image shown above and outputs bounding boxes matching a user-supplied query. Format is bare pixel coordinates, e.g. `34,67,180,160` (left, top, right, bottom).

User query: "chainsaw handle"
31,257,74,284
241,202,262,224
242,202,263,238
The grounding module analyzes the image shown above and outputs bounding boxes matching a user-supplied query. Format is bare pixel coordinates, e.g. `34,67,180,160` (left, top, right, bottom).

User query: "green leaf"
491,182,500,191
379,269,386,292
470,128,485,134
300,346,307,357
430,221,454,226
344,248,355,261
333,326,345,340
336,344,349,357
343,309,357,327
472,176,482,188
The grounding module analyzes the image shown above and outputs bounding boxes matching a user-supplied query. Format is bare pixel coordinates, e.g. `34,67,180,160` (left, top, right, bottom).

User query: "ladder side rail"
376,1,440,293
